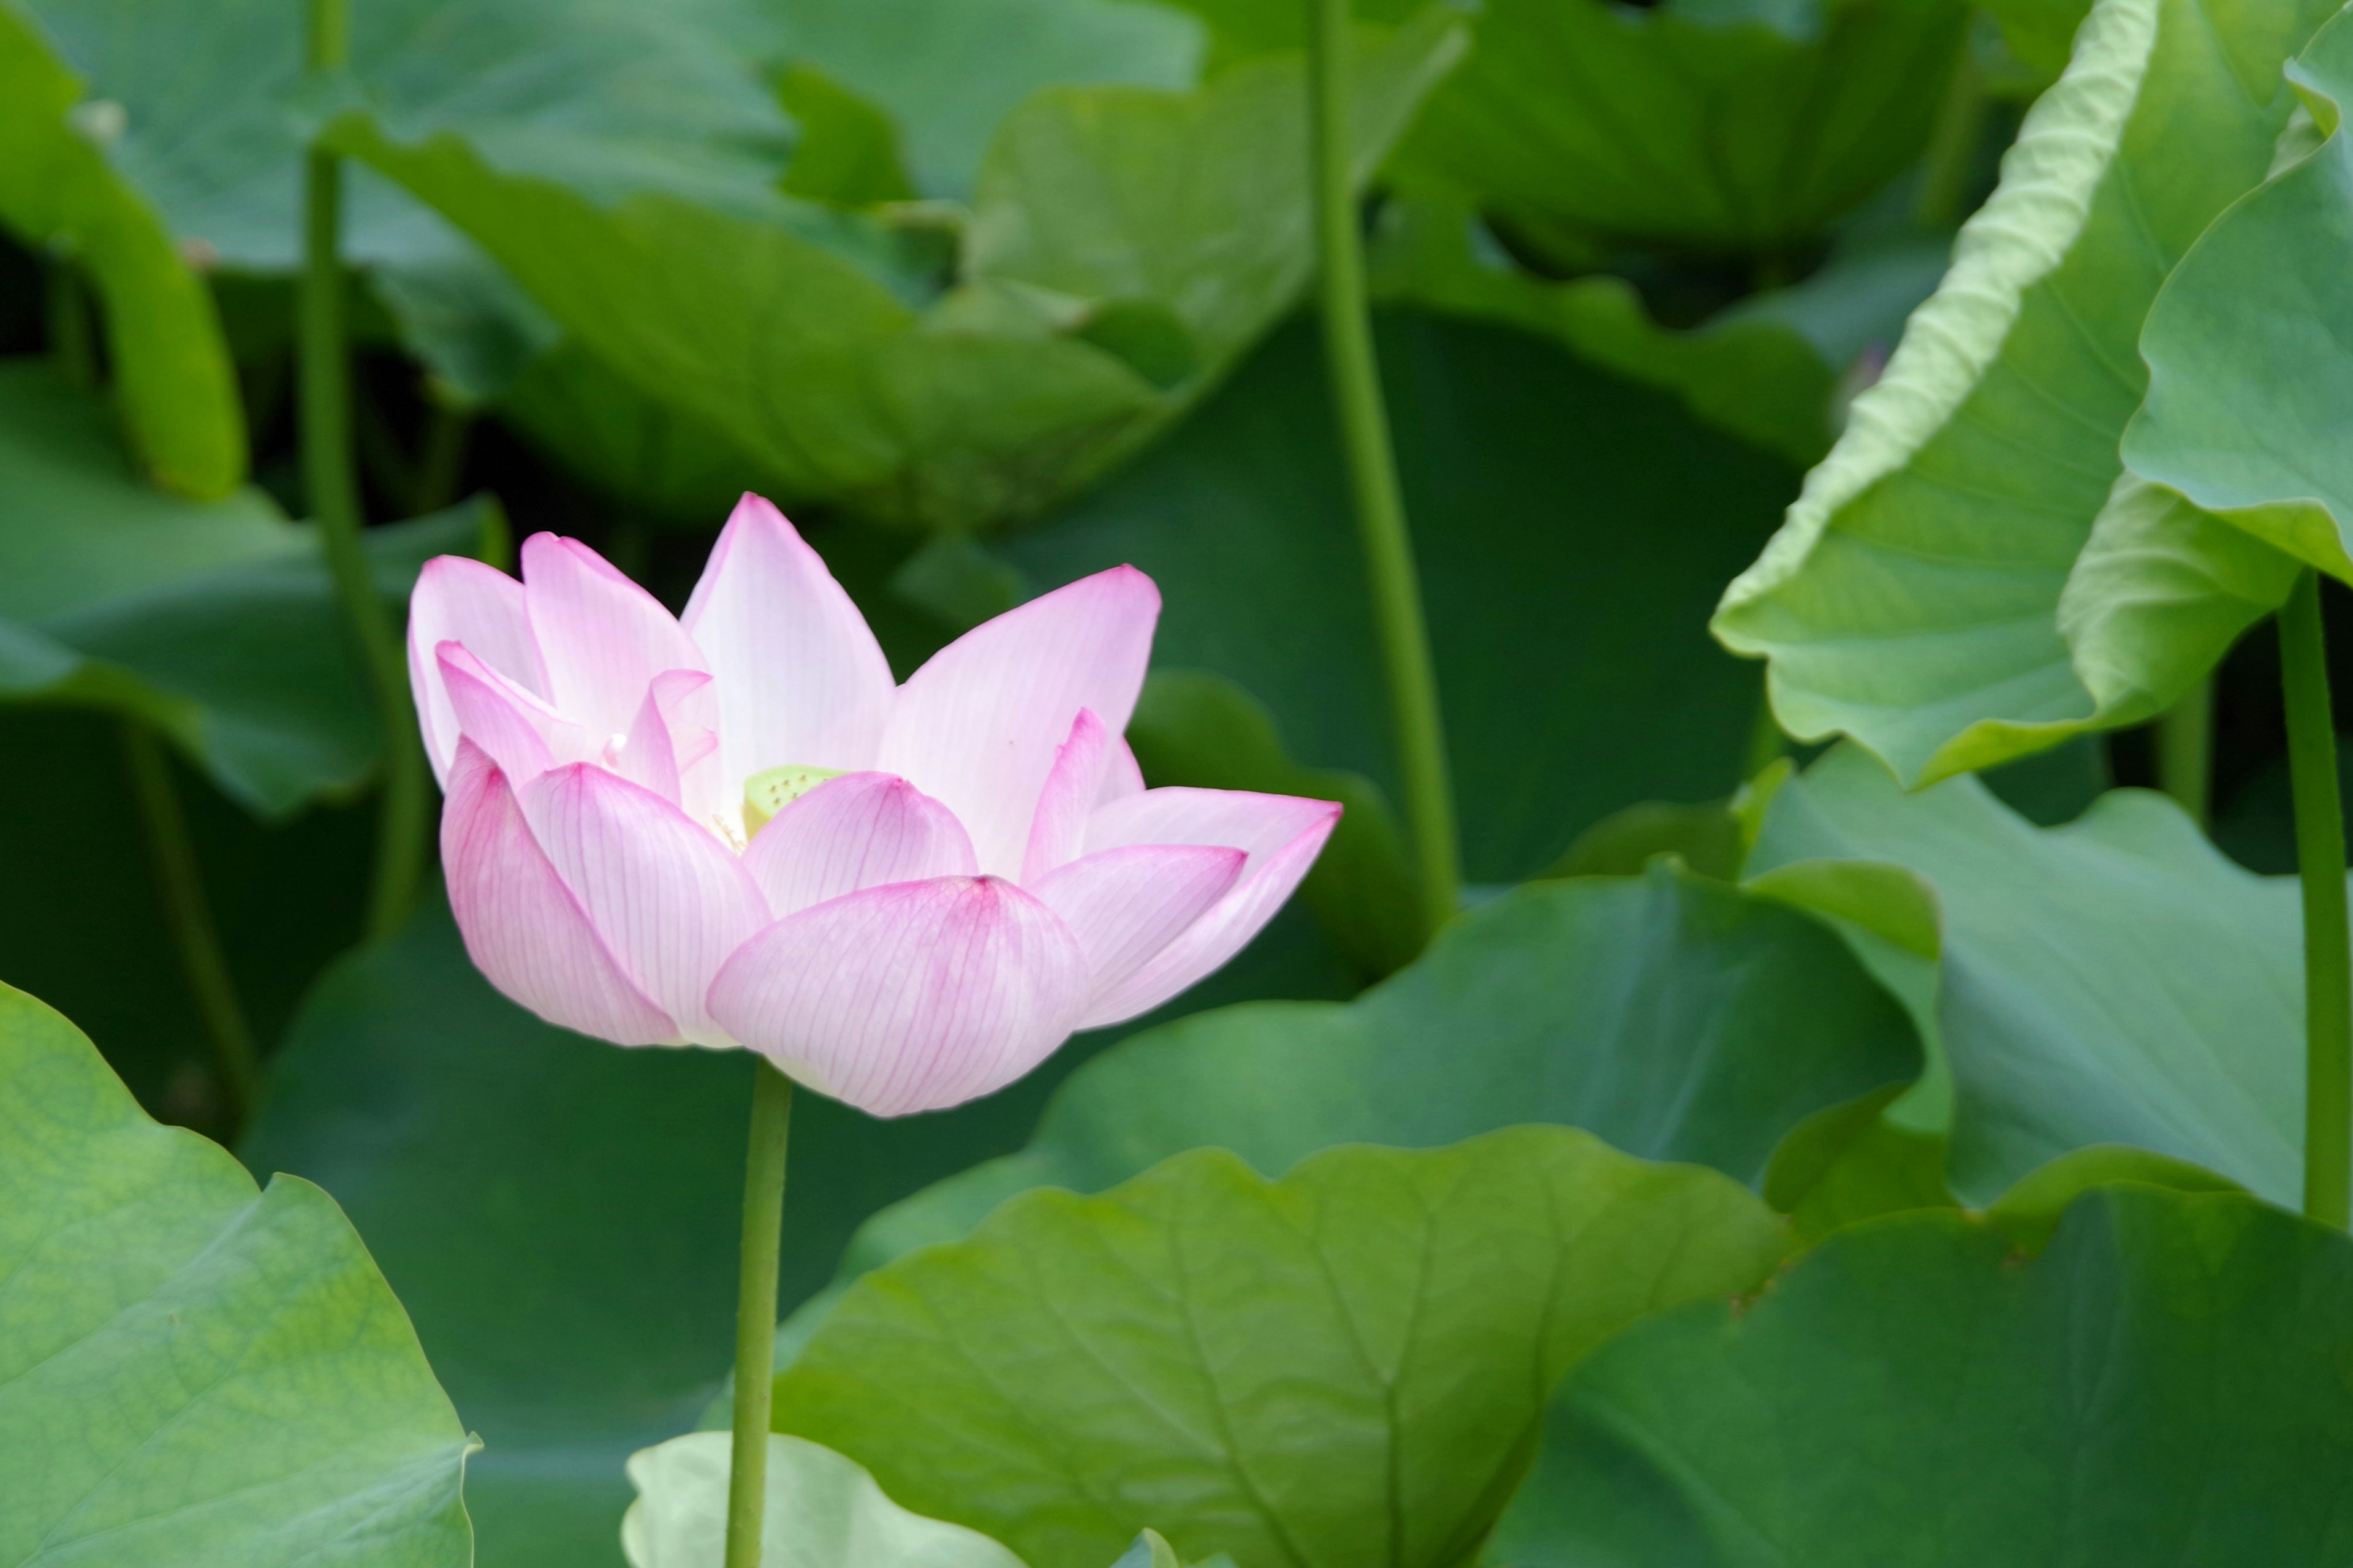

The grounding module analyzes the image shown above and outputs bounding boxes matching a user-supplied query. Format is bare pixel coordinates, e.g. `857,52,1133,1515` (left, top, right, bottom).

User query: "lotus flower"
407,495,1338,1116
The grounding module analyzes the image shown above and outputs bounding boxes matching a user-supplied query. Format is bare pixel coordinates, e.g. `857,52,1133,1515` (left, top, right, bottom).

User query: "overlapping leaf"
1713,0,2335,785
774,865,1914,1364
1495,1186,2353,1565
773,1127,1789,1568
0,8,243,495
0,982,475,1566
2123,7,2353,583
329,14,1463,531
1390,0,1970,261
1749,744,2312,1205
0,357,495,813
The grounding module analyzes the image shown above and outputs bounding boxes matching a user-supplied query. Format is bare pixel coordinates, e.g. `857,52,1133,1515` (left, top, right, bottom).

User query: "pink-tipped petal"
409,557,548,785
741,771,978,918
707,876,1088,1117
1031,843,1245,1003
1076,788,1341,1028
682,495,895,783
1020,708,1107,884
1096,736,1146,807
516,763,771,1046
876,566,1160,879
438,643,569,786
440,740,676,1045
520,534,705,742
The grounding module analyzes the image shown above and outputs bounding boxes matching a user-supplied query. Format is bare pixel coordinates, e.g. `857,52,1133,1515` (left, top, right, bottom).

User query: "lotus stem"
2154,676,2214,828
302,0,428,943
47,257,97,387
1305,0,1461,937
2280,569,2350,1227
726,1061,794,1568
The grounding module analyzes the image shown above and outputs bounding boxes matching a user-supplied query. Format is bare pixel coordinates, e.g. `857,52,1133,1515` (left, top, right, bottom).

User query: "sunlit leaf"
0,7,243,496
1713,0,2335,785
775,1127,1788,1568
0,981,474,1566
1494,1186,2353,1566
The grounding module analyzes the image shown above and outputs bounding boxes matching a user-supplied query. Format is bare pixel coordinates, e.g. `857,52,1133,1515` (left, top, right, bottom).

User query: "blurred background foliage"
9,0,2353,1561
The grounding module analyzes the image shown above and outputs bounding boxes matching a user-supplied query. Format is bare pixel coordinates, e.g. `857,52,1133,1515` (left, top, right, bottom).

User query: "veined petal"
1096,736,1146,808
517,763,771,1045
682,494,895,784
521,533,705,741
439,640,602,786
1031,843,1245,1004
1020,708,1107,884
706,876,1088,1118
608,669,726,830
1077,789,1341,1028
876,566,1159,880
440,740,676,1045
741,771,978,918
409,556,548,785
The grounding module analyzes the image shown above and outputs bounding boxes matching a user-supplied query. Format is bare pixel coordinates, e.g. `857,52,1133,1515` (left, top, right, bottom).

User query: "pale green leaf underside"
774,1127,1787,1568
621,1433,1026,1568
0,981,474,1567
1713,0,2331,786
2126,6,2353,583
1748,745,2311,1205
0,7,243,497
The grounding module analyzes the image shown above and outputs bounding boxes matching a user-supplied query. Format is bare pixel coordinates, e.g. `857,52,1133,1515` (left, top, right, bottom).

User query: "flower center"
740,764,845,838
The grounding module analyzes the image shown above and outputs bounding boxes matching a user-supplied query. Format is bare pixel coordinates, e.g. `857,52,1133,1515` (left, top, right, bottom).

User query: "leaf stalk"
2280,569,2349,1227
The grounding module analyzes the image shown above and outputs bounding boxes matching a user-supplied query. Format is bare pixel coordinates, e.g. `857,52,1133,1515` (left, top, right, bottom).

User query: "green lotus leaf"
771,865,1914,1371
1390,0,1970,260
328,13,1458,531
0,980,474,1566
0,7,243,496
0,357,494,814
1749,744,2316,1205
773,1127,1789,1568
1713,0,2336,786
1493,1184,2353,1566
2123,7,2353,583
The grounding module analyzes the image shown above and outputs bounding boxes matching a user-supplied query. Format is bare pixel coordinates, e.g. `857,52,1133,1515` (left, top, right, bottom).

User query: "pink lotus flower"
407,495,1339,1116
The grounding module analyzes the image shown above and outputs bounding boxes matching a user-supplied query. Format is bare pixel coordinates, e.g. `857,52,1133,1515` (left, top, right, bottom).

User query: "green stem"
1914,45,1986,229
303,0,427,944
1305,0,1461,936
726,1062,794,1568
120,722,262,1125
47,259,98,387
2154,676,2215,828
413,394,472,516
2281,569,2351,1227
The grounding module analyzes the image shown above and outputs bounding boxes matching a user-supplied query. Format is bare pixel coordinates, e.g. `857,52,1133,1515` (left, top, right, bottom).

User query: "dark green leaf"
1496,1186,2353,1566
775,1127,1789,1568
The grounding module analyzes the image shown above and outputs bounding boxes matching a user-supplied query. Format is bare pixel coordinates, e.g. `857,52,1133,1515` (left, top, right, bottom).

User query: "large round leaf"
239,887,1352,1568
1000,308,1801,882
1749,744,2313,1205
1393,0,1969,258
773,1126,1789,1568
775,865,1915,1362
1497,1184,2353,1565
0,981,474,1566
1713,0,2335,786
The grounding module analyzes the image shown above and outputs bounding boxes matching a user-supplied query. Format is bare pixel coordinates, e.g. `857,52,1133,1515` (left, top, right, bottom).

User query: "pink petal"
439,740,677,1045
515,763,771,1046
706,876,1089,1117
438,643,566,786
741,771,979,918
681,494,895,785
1077,788,1341,1028
408,556,549,786
1031,844,1245,1004
606,670,727,831
875,567,1159,880
520,534,706,743
1096,737,1146,807
1020,708,1107,884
